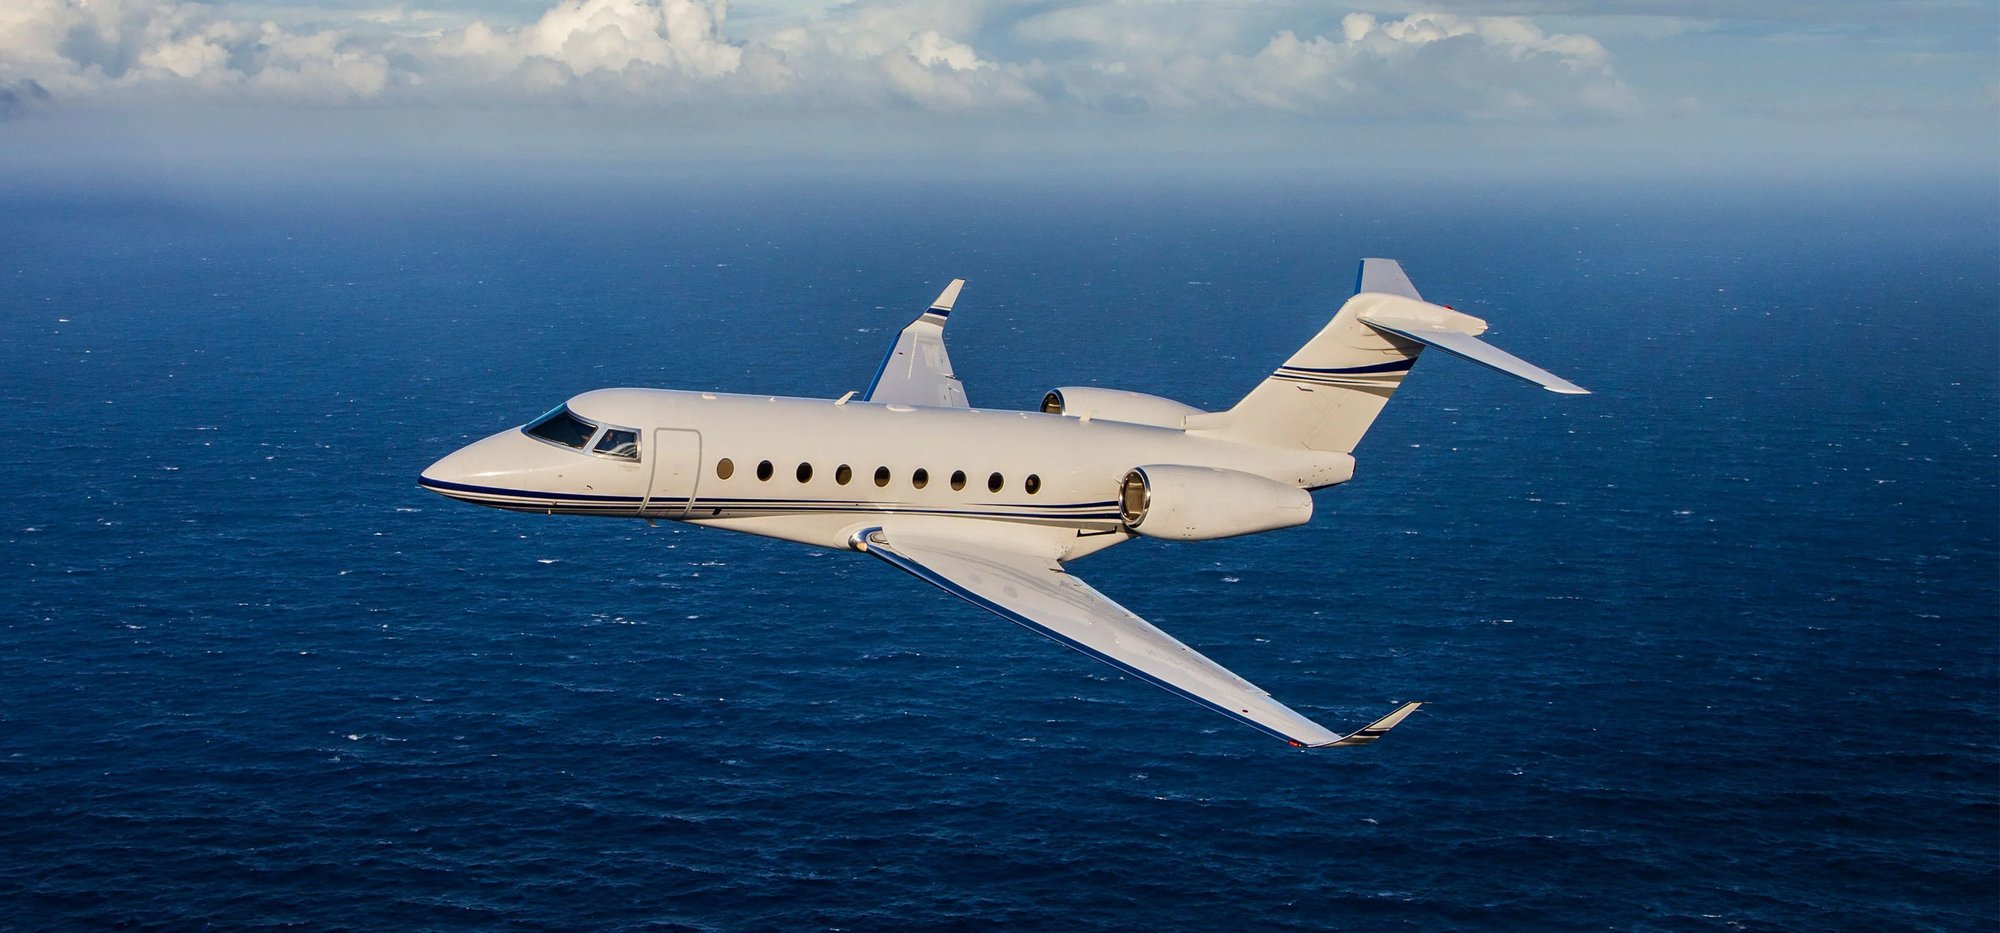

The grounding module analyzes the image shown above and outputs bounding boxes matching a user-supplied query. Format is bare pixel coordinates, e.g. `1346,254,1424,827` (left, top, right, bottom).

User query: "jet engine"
1118,465,1313,541
1040,387,1205,428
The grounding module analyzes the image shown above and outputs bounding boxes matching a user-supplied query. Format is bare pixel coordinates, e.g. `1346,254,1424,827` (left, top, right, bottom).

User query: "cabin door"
644,429,702,518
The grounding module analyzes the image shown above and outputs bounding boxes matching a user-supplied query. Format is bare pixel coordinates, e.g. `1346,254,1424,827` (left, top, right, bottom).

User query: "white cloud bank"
0,0,1636,117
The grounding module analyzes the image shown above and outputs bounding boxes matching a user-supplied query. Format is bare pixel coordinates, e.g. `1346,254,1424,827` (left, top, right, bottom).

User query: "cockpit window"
525,406,598,450
594,429,639,460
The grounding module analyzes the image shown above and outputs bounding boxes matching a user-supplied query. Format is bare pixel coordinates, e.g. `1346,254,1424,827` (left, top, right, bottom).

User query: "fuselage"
420,388,1354,560
415,260,1585,748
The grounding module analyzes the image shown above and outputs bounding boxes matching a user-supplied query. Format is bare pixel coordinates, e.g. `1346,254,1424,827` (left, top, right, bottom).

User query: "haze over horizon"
1,0,1994,188
4,5,1997,931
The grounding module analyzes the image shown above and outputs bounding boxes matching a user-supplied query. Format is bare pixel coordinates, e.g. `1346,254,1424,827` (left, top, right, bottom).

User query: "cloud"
0,0,1637,118
430,0,742,87
1001,8,1633,117
0,0,395,102
0,79,52,120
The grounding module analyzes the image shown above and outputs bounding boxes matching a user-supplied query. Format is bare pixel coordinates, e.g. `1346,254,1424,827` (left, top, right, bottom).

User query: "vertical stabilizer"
1355,256,1422,300
1188,260,1442,452
1187,259,1585,455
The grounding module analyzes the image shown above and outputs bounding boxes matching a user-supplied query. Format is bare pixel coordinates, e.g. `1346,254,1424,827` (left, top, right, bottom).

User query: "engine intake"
1041,387,1204,429
1118,465,1313,541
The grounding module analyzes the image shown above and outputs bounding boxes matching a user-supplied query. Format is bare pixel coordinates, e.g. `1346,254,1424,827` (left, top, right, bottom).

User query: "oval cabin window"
874,466,891,487
912,468,930,490
756,460,774,481
836,464,853,485
1024,474,1041,495
988,472,1003,493
716,458,734,480
796,462,813,483
950,470,967,491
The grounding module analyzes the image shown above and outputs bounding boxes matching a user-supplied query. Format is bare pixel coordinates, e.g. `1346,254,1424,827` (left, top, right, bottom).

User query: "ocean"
2,173,1994,930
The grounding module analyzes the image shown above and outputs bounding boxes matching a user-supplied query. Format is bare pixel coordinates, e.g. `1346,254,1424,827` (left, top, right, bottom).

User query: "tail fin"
1187,259,1587,454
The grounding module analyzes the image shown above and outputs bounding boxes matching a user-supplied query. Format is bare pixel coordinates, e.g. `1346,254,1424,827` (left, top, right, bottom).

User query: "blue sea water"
1,174,1995,930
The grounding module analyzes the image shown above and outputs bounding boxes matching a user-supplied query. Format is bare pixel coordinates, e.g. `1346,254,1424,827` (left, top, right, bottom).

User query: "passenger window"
988,472,1003,493
912,468,929,490
836,464,853,485
874,466,891,487
593,429,639,460
797,462,813,483
716,458,734,479
524,406,598,450
1025,474,1041,495
949,470,966,491
756,460,774,481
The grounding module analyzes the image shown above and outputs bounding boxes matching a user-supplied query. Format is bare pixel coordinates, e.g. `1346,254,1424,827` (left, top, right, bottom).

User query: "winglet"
862,279,972,408
1307,701,1423,748
925,278,965,321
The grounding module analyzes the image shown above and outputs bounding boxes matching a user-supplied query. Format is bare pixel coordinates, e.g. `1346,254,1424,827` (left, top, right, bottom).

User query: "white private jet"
420,259,1586,748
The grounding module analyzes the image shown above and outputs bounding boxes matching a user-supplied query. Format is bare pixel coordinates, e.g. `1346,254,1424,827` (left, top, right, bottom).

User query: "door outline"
644,429,702,518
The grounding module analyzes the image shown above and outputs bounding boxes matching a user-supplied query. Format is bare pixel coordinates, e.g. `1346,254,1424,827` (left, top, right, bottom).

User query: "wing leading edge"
851,526,1420,748
862,279,968,408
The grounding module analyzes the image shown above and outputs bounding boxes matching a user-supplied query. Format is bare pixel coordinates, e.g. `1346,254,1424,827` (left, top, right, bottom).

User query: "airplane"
419,259,1587,748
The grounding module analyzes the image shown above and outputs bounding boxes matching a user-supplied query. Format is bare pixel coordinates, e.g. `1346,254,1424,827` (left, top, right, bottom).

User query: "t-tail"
1187,259,1587,453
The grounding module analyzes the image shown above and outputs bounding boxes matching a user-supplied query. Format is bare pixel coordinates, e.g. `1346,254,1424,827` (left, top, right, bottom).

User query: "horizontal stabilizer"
1361,310,1589,395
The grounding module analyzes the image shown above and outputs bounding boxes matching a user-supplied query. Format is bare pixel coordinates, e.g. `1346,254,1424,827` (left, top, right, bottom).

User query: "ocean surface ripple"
1,179,1993,930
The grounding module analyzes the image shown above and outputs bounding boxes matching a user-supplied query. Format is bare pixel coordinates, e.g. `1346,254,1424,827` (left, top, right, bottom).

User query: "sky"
0,0,1995,188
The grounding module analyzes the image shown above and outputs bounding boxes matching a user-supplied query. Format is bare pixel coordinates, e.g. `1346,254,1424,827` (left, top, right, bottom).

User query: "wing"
861,279,968,409
853,526,1420,748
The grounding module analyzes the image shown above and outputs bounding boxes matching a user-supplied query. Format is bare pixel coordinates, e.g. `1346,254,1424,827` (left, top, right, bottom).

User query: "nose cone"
419,428,650,513
419,431,529,497
419,430,575,508
420,448,471,490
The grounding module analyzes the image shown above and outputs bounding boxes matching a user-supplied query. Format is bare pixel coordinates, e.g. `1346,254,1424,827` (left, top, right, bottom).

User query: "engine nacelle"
1118,465,1313,541
1041,387,1205,429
